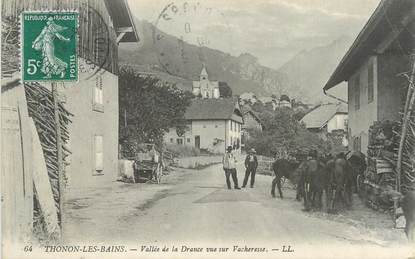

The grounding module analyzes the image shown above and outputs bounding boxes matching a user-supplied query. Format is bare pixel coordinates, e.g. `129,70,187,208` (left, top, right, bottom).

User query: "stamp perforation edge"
20,9,80,83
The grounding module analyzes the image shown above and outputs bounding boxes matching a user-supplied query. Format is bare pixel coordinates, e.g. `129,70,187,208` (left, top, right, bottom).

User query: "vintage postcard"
1,0,415,259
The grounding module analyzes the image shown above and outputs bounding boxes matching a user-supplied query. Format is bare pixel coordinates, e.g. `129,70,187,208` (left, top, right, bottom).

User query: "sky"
128,0,380,69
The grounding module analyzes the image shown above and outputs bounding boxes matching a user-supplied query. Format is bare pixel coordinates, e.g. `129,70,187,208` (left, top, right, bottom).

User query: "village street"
64,160,411,259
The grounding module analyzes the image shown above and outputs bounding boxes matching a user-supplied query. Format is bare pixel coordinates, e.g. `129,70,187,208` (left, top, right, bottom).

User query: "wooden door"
195,136,200,149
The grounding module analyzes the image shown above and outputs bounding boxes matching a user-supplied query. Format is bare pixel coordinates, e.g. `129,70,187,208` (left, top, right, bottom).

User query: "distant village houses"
239,92,257,105
251,94,293,110
278,94,292,109
291,100,309,112
323,0,414,154
164,66,243,154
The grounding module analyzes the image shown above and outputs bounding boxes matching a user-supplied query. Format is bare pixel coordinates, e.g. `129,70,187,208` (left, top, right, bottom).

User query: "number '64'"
27,59,41,75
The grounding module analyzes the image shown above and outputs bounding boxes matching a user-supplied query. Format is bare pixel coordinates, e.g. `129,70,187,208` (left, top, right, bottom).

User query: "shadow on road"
195,185,223,189
194,189,259,204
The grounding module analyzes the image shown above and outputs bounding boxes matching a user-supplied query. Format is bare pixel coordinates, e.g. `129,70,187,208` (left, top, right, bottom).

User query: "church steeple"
192,64,219,99
200,64,208,81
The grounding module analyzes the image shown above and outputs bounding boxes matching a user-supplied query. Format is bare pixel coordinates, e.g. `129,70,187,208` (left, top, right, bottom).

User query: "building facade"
165,67,243,154
164,98,243,154
61,66,121,188
323,0,414,154
63,0,138,189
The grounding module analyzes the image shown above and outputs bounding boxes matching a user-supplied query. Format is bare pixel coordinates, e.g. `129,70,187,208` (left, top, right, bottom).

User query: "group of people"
221,146,415,242
222,146,258,190
222,146,359,213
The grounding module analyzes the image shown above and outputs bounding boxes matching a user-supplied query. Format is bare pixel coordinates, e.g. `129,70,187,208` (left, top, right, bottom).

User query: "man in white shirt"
222,146,240,190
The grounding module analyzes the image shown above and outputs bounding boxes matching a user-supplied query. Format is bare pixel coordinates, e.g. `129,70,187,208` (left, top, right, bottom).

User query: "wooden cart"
133,144,163,184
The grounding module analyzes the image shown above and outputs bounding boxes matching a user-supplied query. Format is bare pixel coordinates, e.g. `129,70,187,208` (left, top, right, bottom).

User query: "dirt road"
64,163,413,259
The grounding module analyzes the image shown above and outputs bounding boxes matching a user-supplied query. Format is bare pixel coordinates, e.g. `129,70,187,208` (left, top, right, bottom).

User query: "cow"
299,154,327,211
271,158,300,199
326,153,354,213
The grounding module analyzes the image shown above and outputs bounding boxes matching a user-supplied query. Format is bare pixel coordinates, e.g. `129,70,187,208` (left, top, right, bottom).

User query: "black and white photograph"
1,0,415,258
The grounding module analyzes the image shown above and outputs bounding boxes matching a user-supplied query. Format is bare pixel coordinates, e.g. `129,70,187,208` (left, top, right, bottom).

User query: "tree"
219,81,232,97
246,108,330,157
251,101,267,114
119,66,193,154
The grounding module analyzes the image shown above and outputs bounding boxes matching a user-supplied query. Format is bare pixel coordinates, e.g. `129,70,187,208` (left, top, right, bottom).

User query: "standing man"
242,148,258,188
223,146,240,190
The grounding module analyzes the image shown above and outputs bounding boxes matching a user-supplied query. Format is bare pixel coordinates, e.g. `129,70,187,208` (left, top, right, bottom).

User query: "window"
94,135,103,173
93,75,104,112
354,75,360,110
170,138,173,143
177,138,183,145
187,138,191,143
368,62,374,103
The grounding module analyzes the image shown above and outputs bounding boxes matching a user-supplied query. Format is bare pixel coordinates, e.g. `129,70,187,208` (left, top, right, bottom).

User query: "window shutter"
94,135,104,172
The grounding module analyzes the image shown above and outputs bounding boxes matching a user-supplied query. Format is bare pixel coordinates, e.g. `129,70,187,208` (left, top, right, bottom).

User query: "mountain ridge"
119,19,351,103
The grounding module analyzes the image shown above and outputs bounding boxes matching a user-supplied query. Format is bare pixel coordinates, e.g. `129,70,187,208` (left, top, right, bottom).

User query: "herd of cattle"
270,150,414,242
270,150,366,213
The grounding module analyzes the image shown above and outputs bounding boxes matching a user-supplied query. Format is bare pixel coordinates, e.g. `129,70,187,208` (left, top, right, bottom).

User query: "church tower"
192,65,220,99
200,66,208,81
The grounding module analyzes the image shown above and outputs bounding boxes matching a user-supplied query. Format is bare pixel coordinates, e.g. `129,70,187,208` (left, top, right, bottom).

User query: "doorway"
195,136,200,149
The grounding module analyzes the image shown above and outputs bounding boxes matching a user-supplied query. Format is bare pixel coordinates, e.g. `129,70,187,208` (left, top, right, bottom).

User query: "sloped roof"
104,0,139,42
324,0,415,91
185,98,243,123
280,94,290,102
200,66,208,76
301,103,347,129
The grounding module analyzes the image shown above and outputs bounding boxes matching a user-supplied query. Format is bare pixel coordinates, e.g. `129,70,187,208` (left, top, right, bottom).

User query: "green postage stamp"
22,12,79,82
